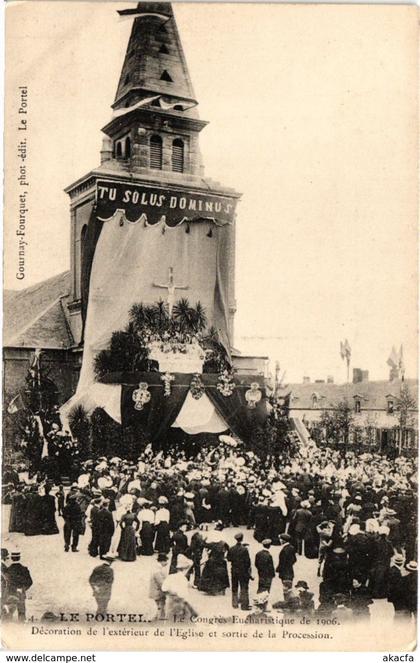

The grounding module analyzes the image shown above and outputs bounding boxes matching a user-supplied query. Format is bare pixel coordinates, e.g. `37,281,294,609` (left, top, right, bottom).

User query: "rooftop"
4,271,74,349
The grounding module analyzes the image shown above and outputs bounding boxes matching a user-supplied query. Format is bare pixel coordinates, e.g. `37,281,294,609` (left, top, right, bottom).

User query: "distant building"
280,378,418,454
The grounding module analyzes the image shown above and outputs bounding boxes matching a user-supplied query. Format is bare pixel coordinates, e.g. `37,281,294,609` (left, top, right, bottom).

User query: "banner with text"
96,179,238,226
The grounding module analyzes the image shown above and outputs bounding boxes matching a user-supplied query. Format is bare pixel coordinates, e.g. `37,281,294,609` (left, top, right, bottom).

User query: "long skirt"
155,522,171,554
200,558,229,595
9,495,25,533
140,522,154,556
118,526,137,561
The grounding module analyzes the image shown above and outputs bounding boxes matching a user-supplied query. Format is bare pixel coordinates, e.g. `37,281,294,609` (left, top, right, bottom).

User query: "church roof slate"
4,271,74,349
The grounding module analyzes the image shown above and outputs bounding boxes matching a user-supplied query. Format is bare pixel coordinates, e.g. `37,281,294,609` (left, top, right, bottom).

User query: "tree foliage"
320,399,354,447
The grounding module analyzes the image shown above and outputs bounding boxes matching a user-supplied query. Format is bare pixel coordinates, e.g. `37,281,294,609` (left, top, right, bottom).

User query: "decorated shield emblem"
132,382,151,411
245,382,262,409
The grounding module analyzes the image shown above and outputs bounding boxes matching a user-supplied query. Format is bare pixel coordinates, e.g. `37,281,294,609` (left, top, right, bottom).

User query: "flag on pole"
344,339,351,360
387,345,399,368
340,339,351,382
398,344,405,380
340,339,351,361
7,392,25,414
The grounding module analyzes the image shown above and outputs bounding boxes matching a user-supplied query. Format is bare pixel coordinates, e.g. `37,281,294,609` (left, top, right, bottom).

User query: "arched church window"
172,138,184,173
125,136,131,158
115,141,122,158
160,70,173,82
150,134,163,169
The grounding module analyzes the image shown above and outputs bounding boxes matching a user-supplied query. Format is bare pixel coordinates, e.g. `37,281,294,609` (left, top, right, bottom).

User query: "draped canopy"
99,372,267,447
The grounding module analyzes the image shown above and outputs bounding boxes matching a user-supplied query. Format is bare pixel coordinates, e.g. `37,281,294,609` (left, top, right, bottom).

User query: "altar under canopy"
73,372,268,447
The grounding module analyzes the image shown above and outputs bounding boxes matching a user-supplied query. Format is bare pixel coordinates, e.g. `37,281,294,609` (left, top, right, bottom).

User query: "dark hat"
10,551,21,561
280,533,291,542
295,580,309,590
262,539,271,547
157,553,168,562
234,532,244,542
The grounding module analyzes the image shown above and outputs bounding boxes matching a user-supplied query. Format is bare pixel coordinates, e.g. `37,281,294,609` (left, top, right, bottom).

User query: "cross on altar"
153,267,188,316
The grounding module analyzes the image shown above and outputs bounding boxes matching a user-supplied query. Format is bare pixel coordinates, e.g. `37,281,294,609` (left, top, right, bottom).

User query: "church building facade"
4,2,268,409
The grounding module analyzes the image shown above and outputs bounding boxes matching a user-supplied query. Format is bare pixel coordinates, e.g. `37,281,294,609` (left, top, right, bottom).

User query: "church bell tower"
65,2,240,363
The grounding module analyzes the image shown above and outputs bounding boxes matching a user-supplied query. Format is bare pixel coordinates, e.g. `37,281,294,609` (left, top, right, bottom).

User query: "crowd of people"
2,433,418,624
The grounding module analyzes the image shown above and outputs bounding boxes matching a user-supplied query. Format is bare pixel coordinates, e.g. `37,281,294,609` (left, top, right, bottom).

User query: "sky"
4,1,418,383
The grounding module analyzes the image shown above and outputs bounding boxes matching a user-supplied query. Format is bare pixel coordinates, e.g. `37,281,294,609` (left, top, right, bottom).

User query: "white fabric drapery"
171,391,228,435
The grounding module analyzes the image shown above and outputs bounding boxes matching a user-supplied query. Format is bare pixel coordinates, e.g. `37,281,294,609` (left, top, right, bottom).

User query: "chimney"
303,376,311,384
327,375,334,384
353,368,363,384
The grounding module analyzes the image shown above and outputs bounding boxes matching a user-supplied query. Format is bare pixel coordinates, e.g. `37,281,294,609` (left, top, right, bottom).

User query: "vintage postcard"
2,0,418,653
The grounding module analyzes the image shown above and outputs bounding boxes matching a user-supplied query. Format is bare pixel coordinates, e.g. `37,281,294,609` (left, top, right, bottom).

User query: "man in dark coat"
218,486,231,527
227,532,252,610
387,554,410,620
187,531,205,588
96,500,115,559
89,559,114,615
405,561,417,617
63,495,83,552
255,539,275,594
290,501,313,555
6,551,33,621
88,498,102,557
253,498,270,543
169,523,188,574
345,524,372,583
277,533,297,593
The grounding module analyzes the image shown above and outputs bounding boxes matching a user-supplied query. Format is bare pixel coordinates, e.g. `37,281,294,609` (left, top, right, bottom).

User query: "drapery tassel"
161,225,166,235
185,223,190,234
119,216,124,227
206,226,213,238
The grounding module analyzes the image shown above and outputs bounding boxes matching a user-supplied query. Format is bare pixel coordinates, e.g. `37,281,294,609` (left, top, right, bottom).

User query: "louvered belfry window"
172,139,184,173
150,135,163,170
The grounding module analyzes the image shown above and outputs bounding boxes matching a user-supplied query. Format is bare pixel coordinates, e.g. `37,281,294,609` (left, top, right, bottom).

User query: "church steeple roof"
113,2,198,114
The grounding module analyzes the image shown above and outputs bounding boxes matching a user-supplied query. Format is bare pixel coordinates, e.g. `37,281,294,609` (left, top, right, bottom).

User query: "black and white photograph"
2,0,418,652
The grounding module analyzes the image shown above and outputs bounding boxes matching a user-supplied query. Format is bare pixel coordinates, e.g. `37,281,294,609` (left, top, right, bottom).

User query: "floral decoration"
190,374,205,400
216,369,235,397
161,372,175,397
94,298,231,379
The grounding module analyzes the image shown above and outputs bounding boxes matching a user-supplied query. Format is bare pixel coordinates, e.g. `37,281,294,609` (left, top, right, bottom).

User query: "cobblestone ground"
0,505,400,626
